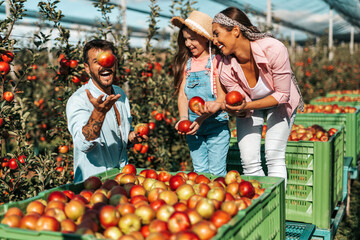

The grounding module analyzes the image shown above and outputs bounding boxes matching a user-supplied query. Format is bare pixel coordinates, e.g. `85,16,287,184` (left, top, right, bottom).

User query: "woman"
208,7,303,186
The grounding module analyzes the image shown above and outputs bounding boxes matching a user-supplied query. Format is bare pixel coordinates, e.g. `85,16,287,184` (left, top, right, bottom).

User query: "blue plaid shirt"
66,79,132,183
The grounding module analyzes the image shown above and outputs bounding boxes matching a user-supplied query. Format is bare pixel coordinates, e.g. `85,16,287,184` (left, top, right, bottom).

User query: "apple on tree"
3,91,14,102
1,51,14,63
0,61,10,75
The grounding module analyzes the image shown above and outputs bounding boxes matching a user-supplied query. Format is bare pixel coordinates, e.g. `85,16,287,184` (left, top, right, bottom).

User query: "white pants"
236,104,296,187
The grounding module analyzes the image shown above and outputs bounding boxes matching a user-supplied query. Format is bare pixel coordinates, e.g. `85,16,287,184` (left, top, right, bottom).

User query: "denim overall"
184,56,230,176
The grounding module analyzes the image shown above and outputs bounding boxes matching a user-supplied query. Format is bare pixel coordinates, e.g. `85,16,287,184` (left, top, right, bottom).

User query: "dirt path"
335,177,360,239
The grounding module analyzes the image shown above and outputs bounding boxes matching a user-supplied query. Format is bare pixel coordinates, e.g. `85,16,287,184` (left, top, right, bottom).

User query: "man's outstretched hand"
82,89,121,141
85,89,121,115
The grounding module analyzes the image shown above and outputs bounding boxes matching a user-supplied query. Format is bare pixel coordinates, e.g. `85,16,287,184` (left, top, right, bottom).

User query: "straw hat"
171,11,213,41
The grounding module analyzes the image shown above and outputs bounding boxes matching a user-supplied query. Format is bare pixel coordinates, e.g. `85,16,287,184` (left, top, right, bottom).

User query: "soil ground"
334,176,360,240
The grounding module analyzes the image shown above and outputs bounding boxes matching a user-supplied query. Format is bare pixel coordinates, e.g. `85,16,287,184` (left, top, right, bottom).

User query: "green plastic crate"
342,157,353,202
310,96,360,107
295,108,360,167
326,93,360,98
0,169,285,240
285,221,315,240
227,125,344,229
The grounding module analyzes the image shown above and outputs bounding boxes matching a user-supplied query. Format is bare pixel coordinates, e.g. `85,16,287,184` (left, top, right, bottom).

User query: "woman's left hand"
200,101,223,115
225,99,247,117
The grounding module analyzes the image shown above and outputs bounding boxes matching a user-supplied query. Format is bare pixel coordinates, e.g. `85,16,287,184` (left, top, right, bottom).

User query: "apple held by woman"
225,91,243,106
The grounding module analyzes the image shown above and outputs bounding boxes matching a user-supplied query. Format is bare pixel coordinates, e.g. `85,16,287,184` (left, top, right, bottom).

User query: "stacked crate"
227,125,345,229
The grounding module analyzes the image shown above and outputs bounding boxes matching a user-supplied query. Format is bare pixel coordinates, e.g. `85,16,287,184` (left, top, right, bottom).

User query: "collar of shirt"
230,41,269,75
88,79,112,100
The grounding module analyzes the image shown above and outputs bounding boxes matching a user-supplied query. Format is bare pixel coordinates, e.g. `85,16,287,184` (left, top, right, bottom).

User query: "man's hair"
83,39,116,64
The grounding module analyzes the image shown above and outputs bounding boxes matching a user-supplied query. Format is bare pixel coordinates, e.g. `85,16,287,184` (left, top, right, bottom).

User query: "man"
66,39,146,183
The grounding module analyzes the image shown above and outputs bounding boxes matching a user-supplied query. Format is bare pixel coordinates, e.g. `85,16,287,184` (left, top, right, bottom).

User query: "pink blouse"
216,37,300,118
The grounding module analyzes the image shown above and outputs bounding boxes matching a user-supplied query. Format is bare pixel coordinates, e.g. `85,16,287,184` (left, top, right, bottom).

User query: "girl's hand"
186,120,201,135
175,120,188,135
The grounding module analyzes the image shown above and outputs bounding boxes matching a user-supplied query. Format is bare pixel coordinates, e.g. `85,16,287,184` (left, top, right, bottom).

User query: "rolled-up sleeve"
66,93,101,153
269,44,291,104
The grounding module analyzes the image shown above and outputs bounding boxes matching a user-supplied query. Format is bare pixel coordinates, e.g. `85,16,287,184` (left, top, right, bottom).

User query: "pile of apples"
231,123,336,142
300,104,357,114
288,124,337,142
1,165,265,240
314,96,360,103
328,90,360,95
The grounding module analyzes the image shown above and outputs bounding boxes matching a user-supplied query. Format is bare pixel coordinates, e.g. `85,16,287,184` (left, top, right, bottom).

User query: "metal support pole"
5,0,10,19
6,0,17,83
121,0,128,38
120,0,129,95
328,8,334,61
47,29,53,64
266,0,272,31
350,26,354,55
291,31,295,48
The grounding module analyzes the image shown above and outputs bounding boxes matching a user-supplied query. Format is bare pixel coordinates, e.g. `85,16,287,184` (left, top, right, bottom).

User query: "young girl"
171,11,230,176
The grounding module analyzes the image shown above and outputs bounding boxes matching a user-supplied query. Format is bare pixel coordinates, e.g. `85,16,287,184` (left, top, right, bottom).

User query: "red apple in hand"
178,120,192,133
226,91,243,106
189,96,205,112
97,51,116,68
134,123,149,137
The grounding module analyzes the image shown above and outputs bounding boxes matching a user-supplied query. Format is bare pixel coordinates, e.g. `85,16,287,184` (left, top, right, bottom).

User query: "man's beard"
90,70,115,89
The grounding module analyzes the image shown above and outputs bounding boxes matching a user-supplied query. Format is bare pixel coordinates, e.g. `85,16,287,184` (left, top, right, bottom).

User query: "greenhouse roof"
1,0,359,46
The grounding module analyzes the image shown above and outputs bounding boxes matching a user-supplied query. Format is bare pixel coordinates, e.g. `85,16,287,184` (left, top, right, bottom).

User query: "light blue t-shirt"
66,79,132,183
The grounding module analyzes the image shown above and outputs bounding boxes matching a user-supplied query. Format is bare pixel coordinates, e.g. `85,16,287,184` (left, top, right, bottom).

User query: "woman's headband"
212,13,273,40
